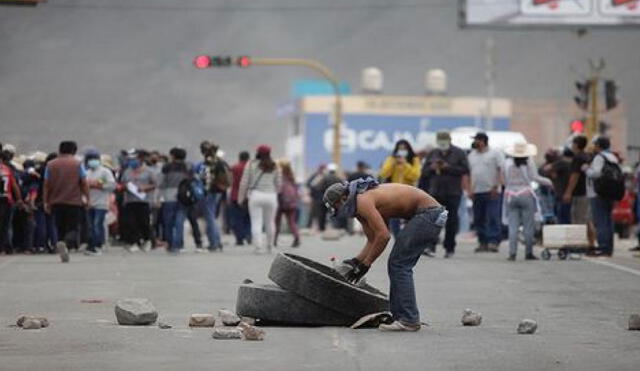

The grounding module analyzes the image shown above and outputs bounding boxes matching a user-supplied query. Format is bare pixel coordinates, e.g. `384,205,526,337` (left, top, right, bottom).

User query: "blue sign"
304,113,509,172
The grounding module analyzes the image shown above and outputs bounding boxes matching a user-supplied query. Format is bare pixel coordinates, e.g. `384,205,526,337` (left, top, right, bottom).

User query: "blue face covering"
87,159,101,169
129,159,141,169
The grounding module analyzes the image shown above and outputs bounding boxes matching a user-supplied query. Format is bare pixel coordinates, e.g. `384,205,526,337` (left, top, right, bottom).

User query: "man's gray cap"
323,182,348,205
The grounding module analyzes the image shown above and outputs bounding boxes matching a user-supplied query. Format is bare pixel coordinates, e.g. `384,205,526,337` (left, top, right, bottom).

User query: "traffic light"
604,80,618,111
570,119,585,134
574,80,590,110
193,55,251,69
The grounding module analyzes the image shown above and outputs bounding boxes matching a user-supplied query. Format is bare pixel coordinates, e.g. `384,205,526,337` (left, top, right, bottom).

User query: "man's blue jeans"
388,206,446,325
163,201,186,250
472,192,502,245
88,208,108,249
201,192,222,249
228,201,251,244
591,197,614,255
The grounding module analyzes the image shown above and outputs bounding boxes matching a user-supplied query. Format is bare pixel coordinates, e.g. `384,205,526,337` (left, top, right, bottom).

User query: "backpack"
177,178,205,207
593,154,625,201
278,180,299,210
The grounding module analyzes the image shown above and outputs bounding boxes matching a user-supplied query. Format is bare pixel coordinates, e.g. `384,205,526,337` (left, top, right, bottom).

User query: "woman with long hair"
502,141,552,261
238,145,282,253
379,139,421,236
275,159,300,248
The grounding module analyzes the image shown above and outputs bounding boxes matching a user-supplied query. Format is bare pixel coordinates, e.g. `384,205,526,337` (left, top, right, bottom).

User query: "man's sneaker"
140,241,151,252
525,254,539,260
422,249,435,258
84,248,102,256
378,320,421,332
507,255,516,261
628,246,640,252
487,243,499,253
444,251,454,259
125,245,139,253
56,241,70,263
195,247,207,253
474,244,488,253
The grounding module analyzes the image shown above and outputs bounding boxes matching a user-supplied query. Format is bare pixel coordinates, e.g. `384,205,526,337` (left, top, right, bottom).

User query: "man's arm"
355,196,391,266
563,173,579,203
441,149,469,176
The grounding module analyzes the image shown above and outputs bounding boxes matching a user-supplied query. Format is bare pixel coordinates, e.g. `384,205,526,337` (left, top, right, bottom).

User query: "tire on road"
235,283,355,326
268,253,389,319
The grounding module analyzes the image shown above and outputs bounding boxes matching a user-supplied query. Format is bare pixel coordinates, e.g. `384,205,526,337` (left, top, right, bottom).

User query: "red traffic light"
570,119,585,133
237,56,251,68
193,55,211,69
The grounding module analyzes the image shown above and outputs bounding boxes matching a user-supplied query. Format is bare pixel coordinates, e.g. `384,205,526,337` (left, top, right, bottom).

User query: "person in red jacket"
228,151,251,245
0,144,23,255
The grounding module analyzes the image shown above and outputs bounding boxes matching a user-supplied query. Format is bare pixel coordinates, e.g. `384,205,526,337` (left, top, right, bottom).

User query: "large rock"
218,309,241,326
21,318,42,330
461,309,482,326
238,322,265,341
517,319,538,334
115,298,158,325
212,328,242,340
189,314,215,327
629,314,640,330
17,315,49,328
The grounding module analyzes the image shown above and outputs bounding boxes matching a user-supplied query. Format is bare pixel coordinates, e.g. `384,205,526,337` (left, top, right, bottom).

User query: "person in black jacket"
419,131,469,258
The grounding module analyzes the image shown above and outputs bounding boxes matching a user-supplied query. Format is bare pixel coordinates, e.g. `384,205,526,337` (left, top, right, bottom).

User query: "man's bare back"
357,183,440,221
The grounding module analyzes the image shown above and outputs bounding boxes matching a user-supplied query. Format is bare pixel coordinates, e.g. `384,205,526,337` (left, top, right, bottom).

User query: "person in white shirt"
84,150,116,256
468,132,504,253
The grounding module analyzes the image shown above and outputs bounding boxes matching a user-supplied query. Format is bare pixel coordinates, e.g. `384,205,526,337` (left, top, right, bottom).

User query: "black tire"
268,253,389,319
235,283,355,326
541,249,551,261
557,249,568,260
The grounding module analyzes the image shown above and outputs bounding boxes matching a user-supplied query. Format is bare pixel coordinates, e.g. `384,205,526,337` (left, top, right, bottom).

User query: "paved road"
1,232,639,371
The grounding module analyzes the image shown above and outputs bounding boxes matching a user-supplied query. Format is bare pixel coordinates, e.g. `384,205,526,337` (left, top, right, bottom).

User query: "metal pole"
585,59,605,141
251,58,343,169
484,37,495,131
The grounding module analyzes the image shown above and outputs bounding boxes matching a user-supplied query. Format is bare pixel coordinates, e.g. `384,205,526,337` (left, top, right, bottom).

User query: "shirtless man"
323,178,447,331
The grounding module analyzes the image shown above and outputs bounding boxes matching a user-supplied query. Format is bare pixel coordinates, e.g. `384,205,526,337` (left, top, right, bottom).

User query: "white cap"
326,163,338,172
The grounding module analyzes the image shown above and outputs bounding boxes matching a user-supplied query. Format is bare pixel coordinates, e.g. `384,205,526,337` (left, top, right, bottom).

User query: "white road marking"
586,258,640,277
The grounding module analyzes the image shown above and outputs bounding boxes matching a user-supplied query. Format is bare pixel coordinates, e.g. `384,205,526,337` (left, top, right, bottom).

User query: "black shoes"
525,254,539,260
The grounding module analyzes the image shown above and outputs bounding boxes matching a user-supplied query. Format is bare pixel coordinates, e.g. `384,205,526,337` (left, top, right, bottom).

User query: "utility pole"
484,37,495,131
585,59,605,141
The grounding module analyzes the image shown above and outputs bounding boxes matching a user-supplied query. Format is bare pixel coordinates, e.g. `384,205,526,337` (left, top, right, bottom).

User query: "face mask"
129,159,141,169
88,159,101,169
396,149,409,158
437,141,450,151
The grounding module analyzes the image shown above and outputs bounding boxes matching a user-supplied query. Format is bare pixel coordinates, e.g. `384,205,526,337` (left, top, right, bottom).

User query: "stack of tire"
236,253,389,326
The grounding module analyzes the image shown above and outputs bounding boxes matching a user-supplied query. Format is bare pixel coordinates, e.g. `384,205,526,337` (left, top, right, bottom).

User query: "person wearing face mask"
84,150,116,256
379,140,422,236
420,131,470,258
118,150,156,253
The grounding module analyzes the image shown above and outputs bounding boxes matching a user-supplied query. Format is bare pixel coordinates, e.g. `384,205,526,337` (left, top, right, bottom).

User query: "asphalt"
1,231,639,371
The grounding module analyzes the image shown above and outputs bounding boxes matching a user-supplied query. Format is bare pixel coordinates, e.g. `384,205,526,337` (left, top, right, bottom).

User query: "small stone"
238,322,265,341
158,322,172,329
22,318,42,330
242,279,254,284
115,298,158,326
212,328,242,340
189,314,215,327
17,316,49,328
240,316,256,326
628,314,640,330
218,309,241,326
461,309,482,326
517,319,538,334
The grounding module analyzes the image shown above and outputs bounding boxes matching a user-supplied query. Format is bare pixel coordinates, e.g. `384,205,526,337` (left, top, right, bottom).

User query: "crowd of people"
0,130,637,261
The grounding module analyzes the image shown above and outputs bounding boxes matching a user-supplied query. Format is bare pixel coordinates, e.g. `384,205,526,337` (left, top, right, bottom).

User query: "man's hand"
562,192,571,204
44,203,51,214
335,258,370,284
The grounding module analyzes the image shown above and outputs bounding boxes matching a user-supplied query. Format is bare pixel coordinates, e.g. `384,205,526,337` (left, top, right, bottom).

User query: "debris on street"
189,314,216,327
517,319,538,334
114,298,158,325
461,309,482,326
